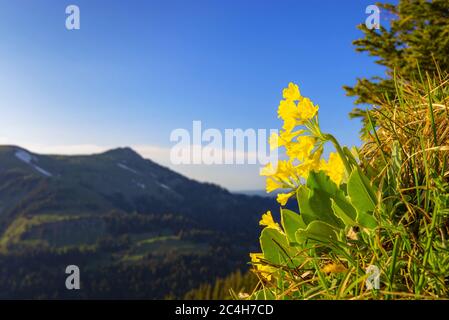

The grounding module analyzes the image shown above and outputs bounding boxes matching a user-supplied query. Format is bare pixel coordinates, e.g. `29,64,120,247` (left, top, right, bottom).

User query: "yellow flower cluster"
263,82,345,205
251,83,349,282
250,253,274,281
277,83,319,132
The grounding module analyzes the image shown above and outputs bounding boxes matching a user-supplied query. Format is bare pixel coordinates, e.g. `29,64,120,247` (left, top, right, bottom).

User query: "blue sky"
0,0,389,190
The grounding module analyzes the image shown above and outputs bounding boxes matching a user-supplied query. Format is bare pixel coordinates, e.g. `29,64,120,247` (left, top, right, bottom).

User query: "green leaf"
343,146,359,167
296,171,344,228
347,168,377,214
307,170,339,195
331,198,357,226
260,228,299,267
356,211,377,229
281,209,306,245
295,220,339,245
296,186,314,222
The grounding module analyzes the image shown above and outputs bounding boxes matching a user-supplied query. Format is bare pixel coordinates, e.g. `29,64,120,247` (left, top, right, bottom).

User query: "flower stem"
324,133,353,176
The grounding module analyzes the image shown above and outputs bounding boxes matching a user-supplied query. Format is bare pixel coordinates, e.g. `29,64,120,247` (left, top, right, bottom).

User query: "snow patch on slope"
15,150,52,177
135,182,146,189
159,183,171,191
15,149,35,163
117,163,138,174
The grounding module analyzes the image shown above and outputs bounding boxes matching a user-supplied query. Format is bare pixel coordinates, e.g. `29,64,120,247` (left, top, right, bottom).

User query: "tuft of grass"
360,73,449,191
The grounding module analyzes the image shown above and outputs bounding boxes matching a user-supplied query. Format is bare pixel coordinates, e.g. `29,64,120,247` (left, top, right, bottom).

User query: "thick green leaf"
356,211,377,229
296,185,315,223
331,198,357,226
295,220,339,245
308,189,344,228
307,170,339,195
281,209,306,245
347,168,377,214
260,228,299,267
343,146,359,167
296,171,344,228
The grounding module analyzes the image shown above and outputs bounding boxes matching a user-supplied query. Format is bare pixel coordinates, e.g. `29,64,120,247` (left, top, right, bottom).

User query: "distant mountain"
234,190,276,197
0,145,277,298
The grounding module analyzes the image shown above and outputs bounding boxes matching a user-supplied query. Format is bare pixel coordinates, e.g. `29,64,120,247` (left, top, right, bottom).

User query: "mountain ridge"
0,143,275,249
0,144,277,298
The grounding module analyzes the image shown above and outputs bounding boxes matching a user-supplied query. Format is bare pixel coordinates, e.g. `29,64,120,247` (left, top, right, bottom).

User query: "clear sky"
0,0,389,190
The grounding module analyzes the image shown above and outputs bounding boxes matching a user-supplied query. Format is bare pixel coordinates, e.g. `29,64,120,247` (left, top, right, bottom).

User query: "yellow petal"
268,132,280,151
282,82,301,101
294,150,322,179
321,263,347,274
266,178,281,193
260,162,276,177
280,129,303,142
277,99,298,121
282,117,297,133
321,152,345,185
297,97,318,121
259,210,281,230
286,136,315,161
276,192,293,206
250,253,273,281
250,253,263,263
275,160,295,180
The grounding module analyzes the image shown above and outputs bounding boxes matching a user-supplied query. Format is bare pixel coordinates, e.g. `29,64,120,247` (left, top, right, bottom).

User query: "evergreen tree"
344,0,449,136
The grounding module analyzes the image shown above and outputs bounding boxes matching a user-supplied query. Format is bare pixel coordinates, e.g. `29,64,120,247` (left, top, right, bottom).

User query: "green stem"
426,75,438,146
366,109,388,166
417,200,438,294
324,134,353,176
387,235,400,298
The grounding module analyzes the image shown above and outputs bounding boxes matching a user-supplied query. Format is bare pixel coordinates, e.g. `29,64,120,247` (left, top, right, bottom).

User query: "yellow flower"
286,144,301,161
250,253,273,281
276,192,294,206
277,99,298,121
275,160,295,181
269,130,303,150
282,82,301,101
286,136,316,161
278,92,318,133
260,162,277,177
268,132,279,151
261,161,295,189
266,178,282,193
282,117,297,133
297,97,319,121
250,252,263,263
259,210,281,230
320,152,345,185
294,149,322,179
321,263,347,274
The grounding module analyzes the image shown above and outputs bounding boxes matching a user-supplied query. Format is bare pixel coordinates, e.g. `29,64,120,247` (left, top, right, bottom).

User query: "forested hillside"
0,145,275,298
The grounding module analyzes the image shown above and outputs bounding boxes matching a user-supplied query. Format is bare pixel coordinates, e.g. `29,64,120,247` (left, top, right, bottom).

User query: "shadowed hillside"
0,145,276,298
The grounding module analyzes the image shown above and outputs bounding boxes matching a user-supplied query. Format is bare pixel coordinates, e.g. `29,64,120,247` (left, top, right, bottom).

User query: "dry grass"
361,74,449,188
